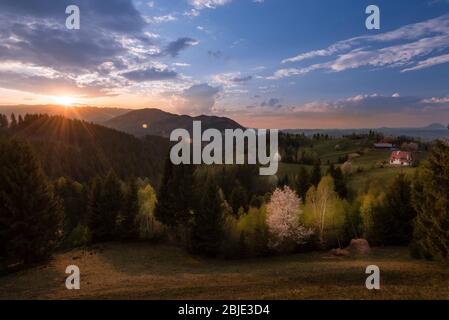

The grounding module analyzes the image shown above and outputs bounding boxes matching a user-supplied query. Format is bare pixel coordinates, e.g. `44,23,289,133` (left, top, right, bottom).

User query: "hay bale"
348,239,371,255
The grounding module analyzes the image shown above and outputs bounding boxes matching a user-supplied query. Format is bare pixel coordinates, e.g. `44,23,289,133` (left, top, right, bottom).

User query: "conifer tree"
229,182,249,215
190,176,223,257
0,114,8,129
310,159,322,186
9,113,17,129
0,137,62,264
120,179,140,240
154,157,178,227
88,171,123,242
295,166,310,202
54,177,87,239
329,166,347,199
372,173,416,245
411,142,449,260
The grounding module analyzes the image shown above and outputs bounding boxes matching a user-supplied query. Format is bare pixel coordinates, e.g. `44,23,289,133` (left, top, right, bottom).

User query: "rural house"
390,151,413,166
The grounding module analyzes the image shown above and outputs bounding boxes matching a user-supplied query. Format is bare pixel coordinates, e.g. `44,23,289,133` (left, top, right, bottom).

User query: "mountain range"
1,105,448,141
0,105,243,138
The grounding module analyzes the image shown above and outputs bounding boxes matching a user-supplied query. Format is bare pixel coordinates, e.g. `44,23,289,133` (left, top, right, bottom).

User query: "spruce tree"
155,158,195,229
88,171,123,242
229,182,249,215
9,113,17,129
0,137,62,264
295,166,310,202
0,114,8,129
310,159,322,186
330,166,347,199
411,142,449,260
190,176,223,257
154,157,177,227
120,179,140,240
87,176,103,242
54,177,87,239
372,173,416,245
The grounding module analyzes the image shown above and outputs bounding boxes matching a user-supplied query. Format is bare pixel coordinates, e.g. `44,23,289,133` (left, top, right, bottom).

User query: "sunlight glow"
53,96,76,106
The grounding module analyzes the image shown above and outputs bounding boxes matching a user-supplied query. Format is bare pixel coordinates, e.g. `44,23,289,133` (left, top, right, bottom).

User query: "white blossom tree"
266,186,313,250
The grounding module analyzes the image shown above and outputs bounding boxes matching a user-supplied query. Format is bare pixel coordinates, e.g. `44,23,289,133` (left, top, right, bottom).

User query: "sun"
53,96,76,106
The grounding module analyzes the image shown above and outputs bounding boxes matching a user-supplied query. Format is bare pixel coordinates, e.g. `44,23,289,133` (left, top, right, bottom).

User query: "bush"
67,224,91,248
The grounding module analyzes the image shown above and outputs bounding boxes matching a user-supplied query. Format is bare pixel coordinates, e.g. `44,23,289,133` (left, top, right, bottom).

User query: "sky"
0,0,449,129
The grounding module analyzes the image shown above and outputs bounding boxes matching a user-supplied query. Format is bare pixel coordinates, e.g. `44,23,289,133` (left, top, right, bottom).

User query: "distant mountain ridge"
284,123,449,141
0,105,131,123
0,105,244,138
103,108,245,137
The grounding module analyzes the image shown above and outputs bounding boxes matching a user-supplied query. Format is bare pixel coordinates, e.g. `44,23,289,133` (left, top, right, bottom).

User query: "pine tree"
190,176,223,257
9,113,17,129
411,142,449,260
330,166,347,199
88,171,123,242
372,173,416,245
295,166,310,202
310,159,322,186
87,177,103,242
155,158,195,229
229,182,249,215
0,137,62,264
0,114,8,129
54,177,87,239
154,157,178,227
120,179,140,240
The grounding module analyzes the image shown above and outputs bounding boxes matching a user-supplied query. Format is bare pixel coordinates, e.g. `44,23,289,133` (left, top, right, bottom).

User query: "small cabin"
390,151,413,166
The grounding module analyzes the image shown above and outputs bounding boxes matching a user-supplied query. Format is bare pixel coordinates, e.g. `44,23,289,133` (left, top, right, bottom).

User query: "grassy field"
278,143,424,195
1,243,448,300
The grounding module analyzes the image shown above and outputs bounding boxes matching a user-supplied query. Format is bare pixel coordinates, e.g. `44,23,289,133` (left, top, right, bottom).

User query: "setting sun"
53,96,76,106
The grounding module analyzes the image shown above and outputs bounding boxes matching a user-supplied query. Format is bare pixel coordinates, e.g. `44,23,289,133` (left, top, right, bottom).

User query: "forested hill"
1,114,169,185
104,108,244,137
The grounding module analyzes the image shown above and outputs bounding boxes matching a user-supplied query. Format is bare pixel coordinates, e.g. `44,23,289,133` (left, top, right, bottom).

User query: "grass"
1,243,448,300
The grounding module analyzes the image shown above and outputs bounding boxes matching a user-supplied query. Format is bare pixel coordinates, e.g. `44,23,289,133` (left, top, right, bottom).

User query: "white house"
390,151,413,166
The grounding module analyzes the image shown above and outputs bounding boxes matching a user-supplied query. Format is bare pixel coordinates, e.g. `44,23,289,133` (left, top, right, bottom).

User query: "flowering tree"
266,186,313,250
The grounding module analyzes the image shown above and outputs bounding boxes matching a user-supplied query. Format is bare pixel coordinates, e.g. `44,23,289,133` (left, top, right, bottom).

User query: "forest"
1,113,448,271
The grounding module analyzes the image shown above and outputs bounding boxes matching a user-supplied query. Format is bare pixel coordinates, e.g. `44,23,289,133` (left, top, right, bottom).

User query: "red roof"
390,151,412,161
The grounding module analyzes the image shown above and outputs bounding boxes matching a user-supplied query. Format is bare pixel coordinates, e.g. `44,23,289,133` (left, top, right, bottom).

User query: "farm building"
390,151,413,166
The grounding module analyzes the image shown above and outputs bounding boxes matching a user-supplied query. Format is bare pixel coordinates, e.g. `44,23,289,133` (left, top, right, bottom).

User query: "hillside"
3,115,169,184
104,108,244,137
1,243,448,299
0,105,130,123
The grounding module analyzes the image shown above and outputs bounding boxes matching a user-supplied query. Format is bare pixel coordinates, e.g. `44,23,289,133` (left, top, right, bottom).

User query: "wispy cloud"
188,0,232,10
274,14,449,79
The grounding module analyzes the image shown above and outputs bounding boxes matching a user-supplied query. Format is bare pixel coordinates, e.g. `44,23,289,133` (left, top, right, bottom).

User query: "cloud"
174,83,220,115
275,14,449,78
261,98,281,108
402,53,449,72
208,50,225,59
172,62,191,68
145,14,177,24
122,67,178,82
422,96,449,104
0,0,200,97
212,72,252,87
0,71,112,97
163,38,199,57
0,0,151,75
188,0,232,10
